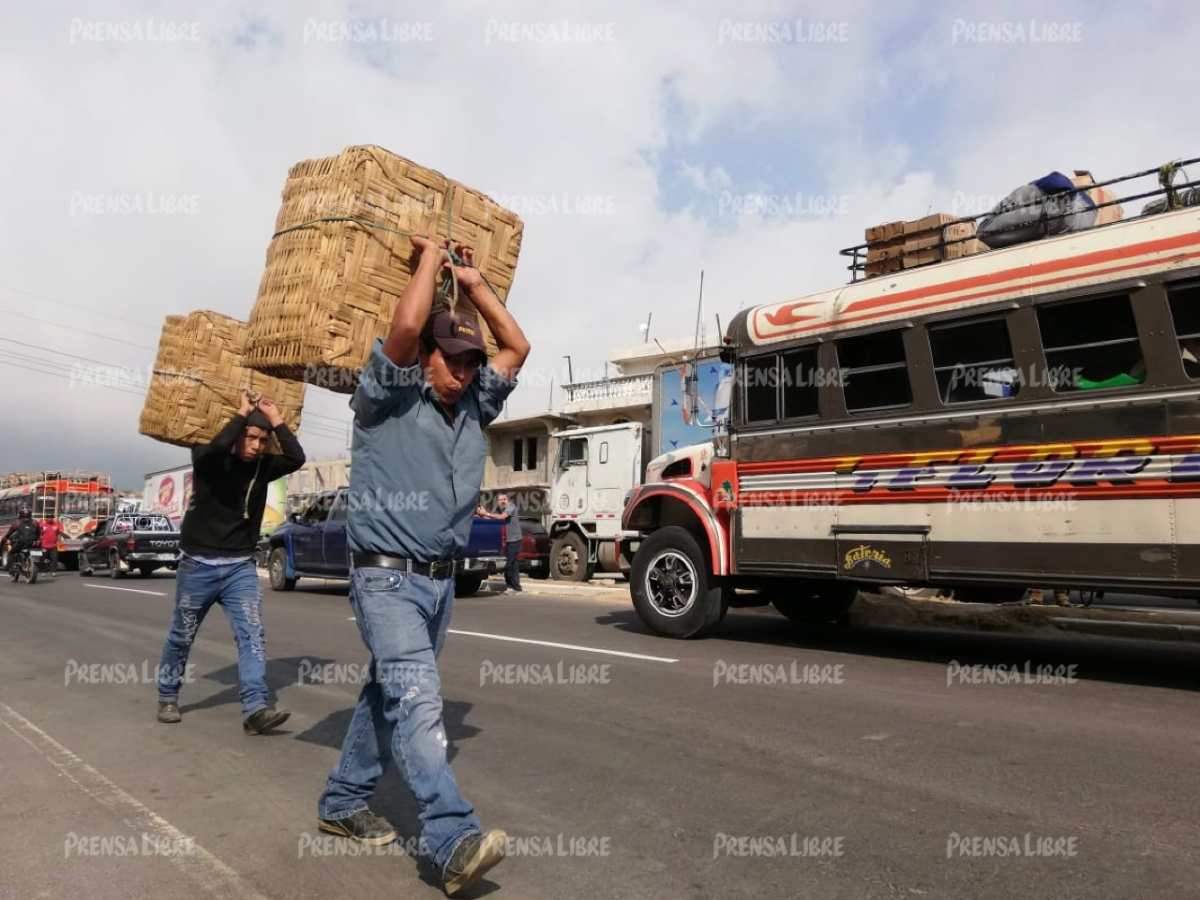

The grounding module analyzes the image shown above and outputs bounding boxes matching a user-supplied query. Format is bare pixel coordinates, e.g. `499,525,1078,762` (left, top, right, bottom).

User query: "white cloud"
1,1,1198,486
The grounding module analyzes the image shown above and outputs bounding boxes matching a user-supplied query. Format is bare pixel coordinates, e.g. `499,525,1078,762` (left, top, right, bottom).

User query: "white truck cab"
548,422,646,580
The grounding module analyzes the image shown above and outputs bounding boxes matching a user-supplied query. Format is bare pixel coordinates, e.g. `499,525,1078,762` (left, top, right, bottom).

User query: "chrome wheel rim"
645,550,698,618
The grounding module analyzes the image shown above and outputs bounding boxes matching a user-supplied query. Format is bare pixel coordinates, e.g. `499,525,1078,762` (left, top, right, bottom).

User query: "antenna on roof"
693,270,705,351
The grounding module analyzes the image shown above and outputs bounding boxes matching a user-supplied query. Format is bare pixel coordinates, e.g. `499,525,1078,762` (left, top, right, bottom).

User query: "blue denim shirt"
347,339,516,561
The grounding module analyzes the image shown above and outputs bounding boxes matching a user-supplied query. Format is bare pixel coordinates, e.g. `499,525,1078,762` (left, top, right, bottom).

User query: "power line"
0,335,350,428
0,305,155,351
0,283,162,332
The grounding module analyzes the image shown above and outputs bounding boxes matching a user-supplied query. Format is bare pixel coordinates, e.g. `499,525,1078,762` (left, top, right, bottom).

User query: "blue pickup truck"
264,488,506,596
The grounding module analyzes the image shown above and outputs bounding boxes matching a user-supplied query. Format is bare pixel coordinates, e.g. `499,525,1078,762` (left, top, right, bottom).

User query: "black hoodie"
180,414,306,556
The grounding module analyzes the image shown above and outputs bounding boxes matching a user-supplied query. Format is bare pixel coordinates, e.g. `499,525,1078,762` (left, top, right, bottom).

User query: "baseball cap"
427,309,486,359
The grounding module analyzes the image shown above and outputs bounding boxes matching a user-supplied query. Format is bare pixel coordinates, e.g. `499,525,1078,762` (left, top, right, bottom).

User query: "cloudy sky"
2,1,1198,489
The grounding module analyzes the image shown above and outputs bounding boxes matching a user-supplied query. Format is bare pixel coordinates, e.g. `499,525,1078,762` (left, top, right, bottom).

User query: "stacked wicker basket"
139,145,524,447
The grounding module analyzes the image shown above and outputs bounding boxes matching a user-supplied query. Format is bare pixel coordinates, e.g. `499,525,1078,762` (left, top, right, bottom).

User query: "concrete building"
479,336,721,520
481,412,574,517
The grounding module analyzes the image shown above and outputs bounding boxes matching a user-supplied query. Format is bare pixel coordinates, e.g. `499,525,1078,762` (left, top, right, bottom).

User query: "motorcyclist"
3,507,43,574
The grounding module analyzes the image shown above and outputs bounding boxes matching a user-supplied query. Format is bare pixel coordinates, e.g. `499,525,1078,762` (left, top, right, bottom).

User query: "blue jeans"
504,541,522,590
318,566,480,870
157,556,270,719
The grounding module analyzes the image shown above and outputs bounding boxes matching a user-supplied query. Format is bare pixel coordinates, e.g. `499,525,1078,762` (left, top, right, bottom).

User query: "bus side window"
744,354,779,423
837,329,912,412
781,346,820,418
1167,281,1200,379
929,315,1018,404
1037,293,1144,391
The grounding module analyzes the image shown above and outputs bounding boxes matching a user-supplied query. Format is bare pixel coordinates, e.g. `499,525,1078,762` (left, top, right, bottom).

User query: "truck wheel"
269,547,296,591
455,573,484,597
550,533,593,581
109,550,124,579
772,582,857,625
630,526,726,638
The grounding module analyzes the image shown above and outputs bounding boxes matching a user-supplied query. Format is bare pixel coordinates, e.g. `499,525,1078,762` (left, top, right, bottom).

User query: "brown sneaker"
156,701,181,724
1054,590,1071,607
242,706,290,735
1025,589,1045,606
442,829,507,897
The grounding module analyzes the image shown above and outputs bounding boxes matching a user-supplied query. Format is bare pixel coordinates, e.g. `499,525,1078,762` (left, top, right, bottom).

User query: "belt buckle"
430,560,454,579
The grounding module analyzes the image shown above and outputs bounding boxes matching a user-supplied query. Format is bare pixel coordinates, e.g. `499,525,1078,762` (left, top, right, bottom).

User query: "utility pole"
562,354,574,385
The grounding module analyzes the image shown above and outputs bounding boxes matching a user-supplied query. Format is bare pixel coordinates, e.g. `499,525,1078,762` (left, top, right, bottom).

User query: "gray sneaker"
317,809,398,846
442,829,507,897
156,701,181,724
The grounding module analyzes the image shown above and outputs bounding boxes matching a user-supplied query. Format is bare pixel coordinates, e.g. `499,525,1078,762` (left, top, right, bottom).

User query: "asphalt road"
2,570,1199,900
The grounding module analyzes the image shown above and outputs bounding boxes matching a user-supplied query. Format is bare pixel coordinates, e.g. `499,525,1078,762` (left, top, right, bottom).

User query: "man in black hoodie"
155,391,305,733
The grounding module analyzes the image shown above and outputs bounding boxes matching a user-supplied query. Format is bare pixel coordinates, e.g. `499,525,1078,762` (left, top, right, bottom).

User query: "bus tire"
772,581,857,626
550,532,593,582
631,526,725,639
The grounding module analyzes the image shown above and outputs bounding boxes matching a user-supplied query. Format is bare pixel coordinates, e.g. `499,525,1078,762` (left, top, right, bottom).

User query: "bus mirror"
719,343,736,365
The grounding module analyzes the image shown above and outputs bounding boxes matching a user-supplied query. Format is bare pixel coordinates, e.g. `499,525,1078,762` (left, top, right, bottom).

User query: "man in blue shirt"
479,493,523,592
316,236,529,898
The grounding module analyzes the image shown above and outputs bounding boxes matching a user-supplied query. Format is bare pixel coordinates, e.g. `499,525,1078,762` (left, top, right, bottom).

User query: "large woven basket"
139,311,306,450
244,145,524,393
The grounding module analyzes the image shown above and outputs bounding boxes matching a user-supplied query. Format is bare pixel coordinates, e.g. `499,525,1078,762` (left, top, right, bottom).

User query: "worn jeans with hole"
317,566,480,870
156,556,269,718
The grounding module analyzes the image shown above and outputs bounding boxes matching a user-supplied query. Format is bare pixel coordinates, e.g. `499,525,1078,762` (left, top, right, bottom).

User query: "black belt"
352,552,460,580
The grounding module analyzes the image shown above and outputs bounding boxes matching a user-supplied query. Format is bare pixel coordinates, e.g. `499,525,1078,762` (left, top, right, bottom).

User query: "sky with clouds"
2,0,1199,489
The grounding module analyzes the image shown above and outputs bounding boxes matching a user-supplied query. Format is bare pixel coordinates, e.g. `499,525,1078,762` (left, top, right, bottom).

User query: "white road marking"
447,629,678,663
0,702,269,900
83,583,166,596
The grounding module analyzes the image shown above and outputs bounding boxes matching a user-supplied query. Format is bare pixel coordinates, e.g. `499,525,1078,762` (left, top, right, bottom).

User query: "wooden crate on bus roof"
139,311,305,451
244,145,524,393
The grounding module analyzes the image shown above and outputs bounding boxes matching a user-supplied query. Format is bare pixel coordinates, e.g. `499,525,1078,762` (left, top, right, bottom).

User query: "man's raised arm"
381,235,444,367
449,245,530,381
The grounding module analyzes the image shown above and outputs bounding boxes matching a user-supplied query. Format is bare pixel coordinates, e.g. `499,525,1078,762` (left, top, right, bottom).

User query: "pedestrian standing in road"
38,518,60,577
155,393,305,734
479,493,523,592
316,236,530,898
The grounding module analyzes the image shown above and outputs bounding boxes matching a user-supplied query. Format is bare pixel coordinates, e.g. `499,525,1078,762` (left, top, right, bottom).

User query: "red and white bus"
0,472,115,570
622,185,1200,636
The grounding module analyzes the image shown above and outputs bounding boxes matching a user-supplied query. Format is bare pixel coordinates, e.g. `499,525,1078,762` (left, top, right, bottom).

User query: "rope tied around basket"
267,181,501,319
151,368,262,411
268,183,501,320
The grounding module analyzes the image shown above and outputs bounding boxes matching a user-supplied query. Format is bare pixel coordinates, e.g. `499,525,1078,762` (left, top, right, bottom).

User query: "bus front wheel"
631,526,726,639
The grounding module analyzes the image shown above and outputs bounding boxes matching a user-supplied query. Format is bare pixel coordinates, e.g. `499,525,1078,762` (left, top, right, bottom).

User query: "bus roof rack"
840,155,1200,283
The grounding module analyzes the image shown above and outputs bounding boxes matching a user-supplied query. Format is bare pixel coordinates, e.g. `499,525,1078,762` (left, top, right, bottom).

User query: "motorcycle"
5,544,48,584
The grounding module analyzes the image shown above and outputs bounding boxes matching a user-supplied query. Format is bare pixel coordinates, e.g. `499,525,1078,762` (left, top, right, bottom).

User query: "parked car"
516,516,551,579
266,488,506,596
79,514,180,578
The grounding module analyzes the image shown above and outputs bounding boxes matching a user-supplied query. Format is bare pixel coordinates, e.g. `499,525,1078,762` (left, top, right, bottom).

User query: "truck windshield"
559,438,587,468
